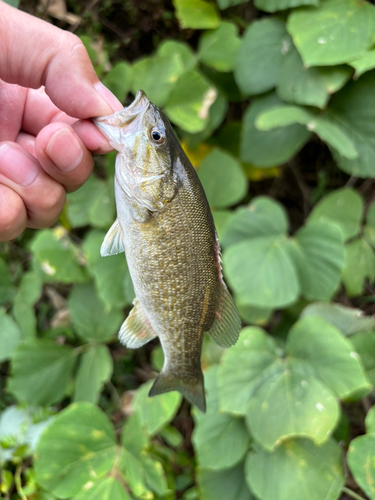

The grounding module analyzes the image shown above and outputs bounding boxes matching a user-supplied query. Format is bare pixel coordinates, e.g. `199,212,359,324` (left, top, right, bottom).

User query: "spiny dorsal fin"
101,219,125,257
119,299,157,348
207,282,241,348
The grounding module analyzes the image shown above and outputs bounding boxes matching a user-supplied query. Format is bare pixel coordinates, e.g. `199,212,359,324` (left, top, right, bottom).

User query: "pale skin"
0,1,124,241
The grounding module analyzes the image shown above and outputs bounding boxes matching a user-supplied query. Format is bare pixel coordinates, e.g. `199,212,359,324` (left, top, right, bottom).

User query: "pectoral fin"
119,299,157,348
101,219,125,257
207,282,241,348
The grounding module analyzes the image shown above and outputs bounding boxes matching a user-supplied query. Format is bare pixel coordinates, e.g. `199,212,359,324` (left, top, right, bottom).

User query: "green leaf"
66,176,115,229
327,72,375,177
245,360,339,450
246,439,344,500
131,55,185,107
301,302,375,336
308,188,363,241
74,345,113,404
287,316,370,399
197,148,247,208
74,476,132,500
287,0,375,67
0,258,15,305
121,413,149,457
132,380,182,435
217,0,247,7
8,339,77,405
83,230,132,309
364,200,375,247
277,44,351,108
350,331,375,385
217,327,278,415
365,406,375,434
289,221,345,301
0,309,21,362
241,93,311,167
221,196,288,248
212,210,233,241
11,271,42,339
198,22,241,72
157,40,196,71
193,366,250,469
256,106,358,159
348,435,375,500
102,62,132,104
164,71,216,133
343,238,375,296
69,283,123,342
236,302,273,326
30,228,87,283
173,0,221,29
35,402,117,498
349,49,375,78
223,235,299,308
197,462,254,500
234,18,292,96
255,0,318,13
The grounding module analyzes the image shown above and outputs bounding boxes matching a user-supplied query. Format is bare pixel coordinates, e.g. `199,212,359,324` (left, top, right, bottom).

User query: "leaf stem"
14,465,27,500
342,486,366,500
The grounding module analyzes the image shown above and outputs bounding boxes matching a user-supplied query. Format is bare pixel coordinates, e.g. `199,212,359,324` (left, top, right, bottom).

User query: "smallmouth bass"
94,91,241,412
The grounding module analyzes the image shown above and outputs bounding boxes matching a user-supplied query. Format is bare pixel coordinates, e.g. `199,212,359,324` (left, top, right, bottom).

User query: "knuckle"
0,191,26,240
38,182,66,215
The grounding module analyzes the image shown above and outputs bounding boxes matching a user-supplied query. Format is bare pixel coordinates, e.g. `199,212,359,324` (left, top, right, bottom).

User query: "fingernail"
46,128,84,172
0,143,39,187
94,82,123,113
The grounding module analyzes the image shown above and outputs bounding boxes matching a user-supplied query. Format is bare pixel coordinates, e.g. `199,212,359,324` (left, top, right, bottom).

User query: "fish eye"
150,127,166,145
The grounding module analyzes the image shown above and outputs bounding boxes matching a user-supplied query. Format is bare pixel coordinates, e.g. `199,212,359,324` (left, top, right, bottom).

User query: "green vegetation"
2,0,375,498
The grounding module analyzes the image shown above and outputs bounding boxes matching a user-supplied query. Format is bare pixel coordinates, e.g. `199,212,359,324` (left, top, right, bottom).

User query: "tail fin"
149,370,206,413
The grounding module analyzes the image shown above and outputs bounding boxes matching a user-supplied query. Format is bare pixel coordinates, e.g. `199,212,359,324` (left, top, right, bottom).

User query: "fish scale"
94,90,241,412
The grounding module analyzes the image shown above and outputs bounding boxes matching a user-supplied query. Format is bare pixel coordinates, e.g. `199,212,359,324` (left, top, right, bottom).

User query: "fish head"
94,90,177,211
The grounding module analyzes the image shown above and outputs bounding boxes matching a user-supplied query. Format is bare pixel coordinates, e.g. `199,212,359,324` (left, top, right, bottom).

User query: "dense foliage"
2,0,375,498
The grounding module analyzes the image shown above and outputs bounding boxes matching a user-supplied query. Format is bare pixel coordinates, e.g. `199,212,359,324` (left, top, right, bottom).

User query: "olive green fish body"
95,91,241,412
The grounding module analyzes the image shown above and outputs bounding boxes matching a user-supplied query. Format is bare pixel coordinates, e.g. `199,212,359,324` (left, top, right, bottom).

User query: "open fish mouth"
94,90,150,129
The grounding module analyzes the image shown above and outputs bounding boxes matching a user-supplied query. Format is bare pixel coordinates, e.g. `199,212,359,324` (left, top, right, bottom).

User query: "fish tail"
148,370,206,413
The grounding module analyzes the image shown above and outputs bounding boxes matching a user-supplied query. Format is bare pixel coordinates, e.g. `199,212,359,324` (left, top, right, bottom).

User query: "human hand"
0,1,123,241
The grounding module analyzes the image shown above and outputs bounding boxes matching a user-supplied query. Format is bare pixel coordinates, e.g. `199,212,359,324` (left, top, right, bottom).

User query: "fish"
94,90,241,412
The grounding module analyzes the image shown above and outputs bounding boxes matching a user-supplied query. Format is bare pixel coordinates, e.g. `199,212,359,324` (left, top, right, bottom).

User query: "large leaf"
198,22,241,72
347,435,375,500
30,228,87,284
66,176,115,230
301,302,375,336
308,188,363,241
223,235,299,308
234,18,292,96
34,402,117,498
197,462,254,500
173,0,221,29
289,221,345,301
74,477,132,500
241,93,311,167
221,196,289,248
0,309,21,362
327,70,375,177
197,148,247,208
287,0,375,66
350,331,375,385
217,327,278,415
342,238,375,296
287,316,370,399
246,439,344,500
0,258,15,305
132,380,182,435
193,366,250,469
12,271,42,339
277,45,351,108
131,55,184,107
8,339,77,405
245,359,339,450
255,0,318,12
164,71,216,133
73,344,113,404
349,49,375,78
157,40,196,71
68,283,123,342
102,62,132,104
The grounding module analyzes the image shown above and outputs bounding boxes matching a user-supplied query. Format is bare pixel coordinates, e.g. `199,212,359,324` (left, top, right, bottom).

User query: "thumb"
0,2,122,118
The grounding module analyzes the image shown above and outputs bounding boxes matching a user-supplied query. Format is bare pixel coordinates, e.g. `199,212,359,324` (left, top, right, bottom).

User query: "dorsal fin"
119,299,157,348
207,282,241,348
101,219,125,257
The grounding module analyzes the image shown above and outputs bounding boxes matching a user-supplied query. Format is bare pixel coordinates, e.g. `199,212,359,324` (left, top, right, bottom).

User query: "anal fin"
119,298,157,348
207,281,241,348
101,219,125,257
